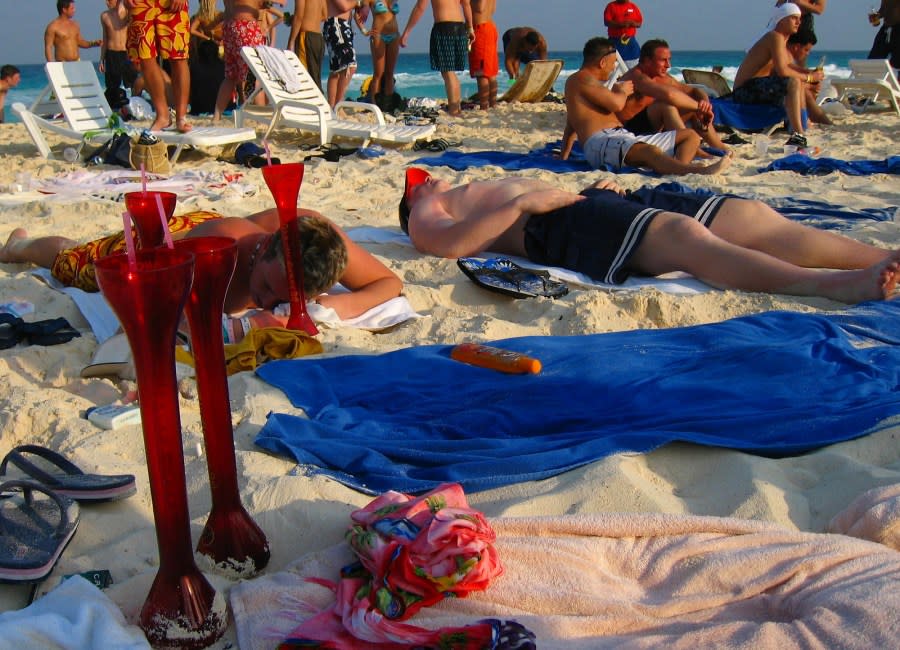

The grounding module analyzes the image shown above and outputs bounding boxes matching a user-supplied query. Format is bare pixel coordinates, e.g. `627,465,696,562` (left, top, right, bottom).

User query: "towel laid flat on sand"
255,301,900,494
230,505,900,650
33,269,419,344
764,153,900,175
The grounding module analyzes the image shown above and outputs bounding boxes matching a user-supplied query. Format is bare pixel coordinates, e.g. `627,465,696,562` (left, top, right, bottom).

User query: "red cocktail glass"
94,249,226,648
175,237,270,577
124,191,177,249
260,162,318,336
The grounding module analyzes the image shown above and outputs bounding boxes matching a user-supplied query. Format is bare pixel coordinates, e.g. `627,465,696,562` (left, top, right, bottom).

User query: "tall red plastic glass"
175,237,270,578
260,162,318,336
94,249,226,648
124,191,177,249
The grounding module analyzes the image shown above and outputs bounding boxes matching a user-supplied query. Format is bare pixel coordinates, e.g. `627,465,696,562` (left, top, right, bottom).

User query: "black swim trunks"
103,50,139,91
523,187,728,284
622,107,656,135
323,16,356,73
430,21,468,72
869,23,900,68
295,31,326,91
732,75,790,106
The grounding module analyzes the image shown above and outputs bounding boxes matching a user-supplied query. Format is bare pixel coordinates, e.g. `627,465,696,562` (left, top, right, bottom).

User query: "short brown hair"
261,213,348,296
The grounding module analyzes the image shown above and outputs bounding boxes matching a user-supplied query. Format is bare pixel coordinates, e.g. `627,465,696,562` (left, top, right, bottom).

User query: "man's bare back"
227,0,267,23
734,32,782,87
471,0,495,24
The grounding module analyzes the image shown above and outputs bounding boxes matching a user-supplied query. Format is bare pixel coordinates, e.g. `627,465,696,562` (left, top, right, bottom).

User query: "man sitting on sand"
1,208,402,341
561,37,732,176
617,39,730,153
398,167,900,304
732,2,823,149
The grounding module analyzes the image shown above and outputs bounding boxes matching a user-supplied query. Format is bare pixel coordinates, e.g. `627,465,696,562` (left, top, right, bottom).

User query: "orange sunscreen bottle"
450,343,542,374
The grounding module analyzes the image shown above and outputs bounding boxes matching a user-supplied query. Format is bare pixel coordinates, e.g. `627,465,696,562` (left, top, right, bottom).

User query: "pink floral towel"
279,483,534,649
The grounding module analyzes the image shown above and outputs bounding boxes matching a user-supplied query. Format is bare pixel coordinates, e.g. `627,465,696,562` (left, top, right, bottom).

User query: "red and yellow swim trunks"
127,0,191,62
51,211,220,292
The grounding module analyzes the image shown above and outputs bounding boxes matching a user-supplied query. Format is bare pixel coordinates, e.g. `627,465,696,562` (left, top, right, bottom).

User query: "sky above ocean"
0,0,880,66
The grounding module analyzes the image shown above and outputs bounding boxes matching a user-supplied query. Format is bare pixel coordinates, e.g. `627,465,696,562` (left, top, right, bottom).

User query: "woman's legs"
368,38,386,102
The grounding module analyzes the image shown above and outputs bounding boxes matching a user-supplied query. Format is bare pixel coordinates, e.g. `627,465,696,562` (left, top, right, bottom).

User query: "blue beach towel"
710,97,807,132
414,142,648,175
255,301,900,495
650,182,897,231
763,154,900,176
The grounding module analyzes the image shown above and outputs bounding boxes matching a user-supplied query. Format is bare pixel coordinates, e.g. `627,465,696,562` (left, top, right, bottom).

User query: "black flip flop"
18,318,81,346
0,480,79,584
0,313,24,350
457,257,569,299
0,445,136,502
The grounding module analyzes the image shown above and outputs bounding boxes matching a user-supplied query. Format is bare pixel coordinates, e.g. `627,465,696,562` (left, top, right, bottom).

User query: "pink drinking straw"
263,140,272,166
154,193,175,249
121,211,137,268
140,163,147,194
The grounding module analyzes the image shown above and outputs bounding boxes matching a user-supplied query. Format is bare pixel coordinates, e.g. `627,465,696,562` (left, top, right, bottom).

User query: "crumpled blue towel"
255,301,900,495
764,154,900,175
650,181,897,231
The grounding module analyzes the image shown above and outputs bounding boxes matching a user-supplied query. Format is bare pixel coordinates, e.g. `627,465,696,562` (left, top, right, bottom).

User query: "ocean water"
3,50,868,123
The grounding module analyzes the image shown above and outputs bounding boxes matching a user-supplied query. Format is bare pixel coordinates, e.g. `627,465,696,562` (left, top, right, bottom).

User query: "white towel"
257,46,302,94
347,226,713,295
32,269,421,345
0,576,150,650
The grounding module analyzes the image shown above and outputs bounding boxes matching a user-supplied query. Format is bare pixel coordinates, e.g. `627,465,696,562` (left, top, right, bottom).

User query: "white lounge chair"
237,46,435,146
13,61,257,162
829,59,900,116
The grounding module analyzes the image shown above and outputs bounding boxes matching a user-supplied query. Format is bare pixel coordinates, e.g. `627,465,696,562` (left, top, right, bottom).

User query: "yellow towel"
175,327,323,375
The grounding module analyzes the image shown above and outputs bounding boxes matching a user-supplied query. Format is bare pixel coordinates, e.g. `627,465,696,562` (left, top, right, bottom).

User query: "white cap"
766,2,802,31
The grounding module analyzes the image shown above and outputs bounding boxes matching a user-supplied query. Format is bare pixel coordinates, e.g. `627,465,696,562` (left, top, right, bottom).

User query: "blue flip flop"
0,445,136,502
0,480,79,583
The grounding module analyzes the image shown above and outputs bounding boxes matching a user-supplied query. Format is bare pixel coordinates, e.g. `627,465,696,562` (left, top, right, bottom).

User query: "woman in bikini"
354,0,401,107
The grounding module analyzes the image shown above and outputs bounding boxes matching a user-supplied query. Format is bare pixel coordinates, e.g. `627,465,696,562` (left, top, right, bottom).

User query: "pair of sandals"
0,445,136,585
300,143,360,163
0,315,81,350
413,137,462,152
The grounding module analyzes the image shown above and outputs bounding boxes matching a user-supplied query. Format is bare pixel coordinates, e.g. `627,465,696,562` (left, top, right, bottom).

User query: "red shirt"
604,1,643,38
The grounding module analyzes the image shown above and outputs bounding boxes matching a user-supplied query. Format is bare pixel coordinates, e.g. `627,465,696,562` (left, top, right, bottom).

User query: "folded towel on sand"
0,576,149,649
32,269,420,344
764,153,900,175
255,301,900,494
231,502,900,650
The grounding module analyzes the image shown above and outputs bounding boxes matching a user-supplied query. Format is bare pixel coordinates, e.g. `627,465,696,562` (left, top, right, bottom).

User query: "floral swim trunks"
51,211,221,292
127,0,191,62
224,18,266,83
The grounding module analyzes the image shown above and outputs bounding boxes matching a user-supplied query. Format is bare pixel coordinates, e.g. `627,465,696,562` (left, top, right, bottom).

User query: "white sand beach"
1,101,899,647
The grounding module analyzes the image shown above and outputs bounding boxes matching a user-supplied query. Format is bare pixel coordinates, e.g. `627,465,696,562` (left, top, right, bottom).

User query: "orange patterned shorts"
51,211,220,292
127,0,191,62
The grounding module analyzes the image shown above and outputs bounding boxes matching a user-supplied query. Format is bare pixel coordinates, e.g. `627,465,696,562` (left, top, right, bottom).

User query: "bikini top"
373,0,400,15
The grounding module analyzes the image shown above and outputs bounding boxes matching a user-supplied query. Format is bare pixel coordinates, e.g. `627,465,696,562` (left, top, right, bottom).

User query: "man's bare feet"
149,118,171,132
696,150,733,175
176,117,193,133
0,229,28,263
818,251,900,303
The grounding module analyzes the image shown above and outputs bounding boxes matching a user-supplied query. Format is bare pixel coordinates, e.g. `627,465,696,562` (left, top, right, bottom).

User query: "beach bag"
84,132,133,168
129,140,170,174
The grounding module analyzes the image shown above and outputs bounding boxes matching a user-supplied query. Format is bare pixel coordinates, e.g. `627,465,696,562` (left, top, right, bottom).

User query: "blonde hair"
197,0,219,24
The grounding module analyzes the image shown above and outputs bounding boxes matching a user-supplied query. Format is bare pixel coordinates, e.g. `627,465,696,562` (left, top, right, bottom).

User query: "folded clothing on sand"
763,153,900,175
255,301,900,494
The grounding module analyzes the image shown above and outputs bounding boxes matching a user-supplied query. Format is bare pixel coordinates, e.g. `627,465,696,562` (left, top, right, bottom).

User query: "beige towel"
231,507,900,649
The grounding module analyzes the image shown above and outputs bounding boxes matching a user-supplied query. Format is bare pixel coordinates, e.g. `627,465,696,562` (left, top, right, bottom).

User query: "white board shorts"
583,128,677,171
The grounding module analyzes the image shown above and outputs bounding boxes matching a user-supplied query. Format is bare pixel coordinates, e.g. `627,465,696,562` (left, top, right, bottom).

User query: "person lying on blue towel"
399,167,900,304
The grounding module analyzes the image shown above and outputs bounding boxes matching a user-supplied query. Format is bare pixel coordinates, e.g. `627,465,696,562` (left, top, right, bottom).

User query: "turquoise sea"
3,50,868,123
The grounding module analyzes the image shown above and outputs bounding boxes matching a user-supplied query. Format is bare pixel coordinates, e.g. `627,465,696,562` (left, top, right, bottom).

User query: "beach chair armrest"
334,100,387,125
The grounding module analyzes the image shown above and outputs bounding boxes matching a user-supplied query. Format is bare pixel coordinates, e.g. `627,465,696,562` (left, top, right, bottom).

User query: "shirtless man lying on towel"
1,208,402,341
398,167,900,304
562,36,732,176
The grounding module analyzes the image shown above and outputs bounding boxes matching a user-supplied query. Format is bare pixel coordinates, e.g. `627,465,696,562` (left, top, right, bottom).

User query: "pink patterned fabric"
279,483,534,648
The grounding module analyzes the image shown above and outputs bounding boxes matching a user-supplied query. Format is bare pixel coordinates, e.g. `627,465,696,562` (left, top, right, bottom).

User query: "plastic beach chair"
13,61,257,162
829,59,900,116
500,59,565,103
236,46,435,146
681,69,733,98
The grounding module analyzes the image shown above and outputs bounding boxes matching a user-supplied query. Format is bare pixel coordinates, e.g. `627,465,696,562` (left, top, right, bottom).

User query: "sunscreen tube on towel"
450,343,542,374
